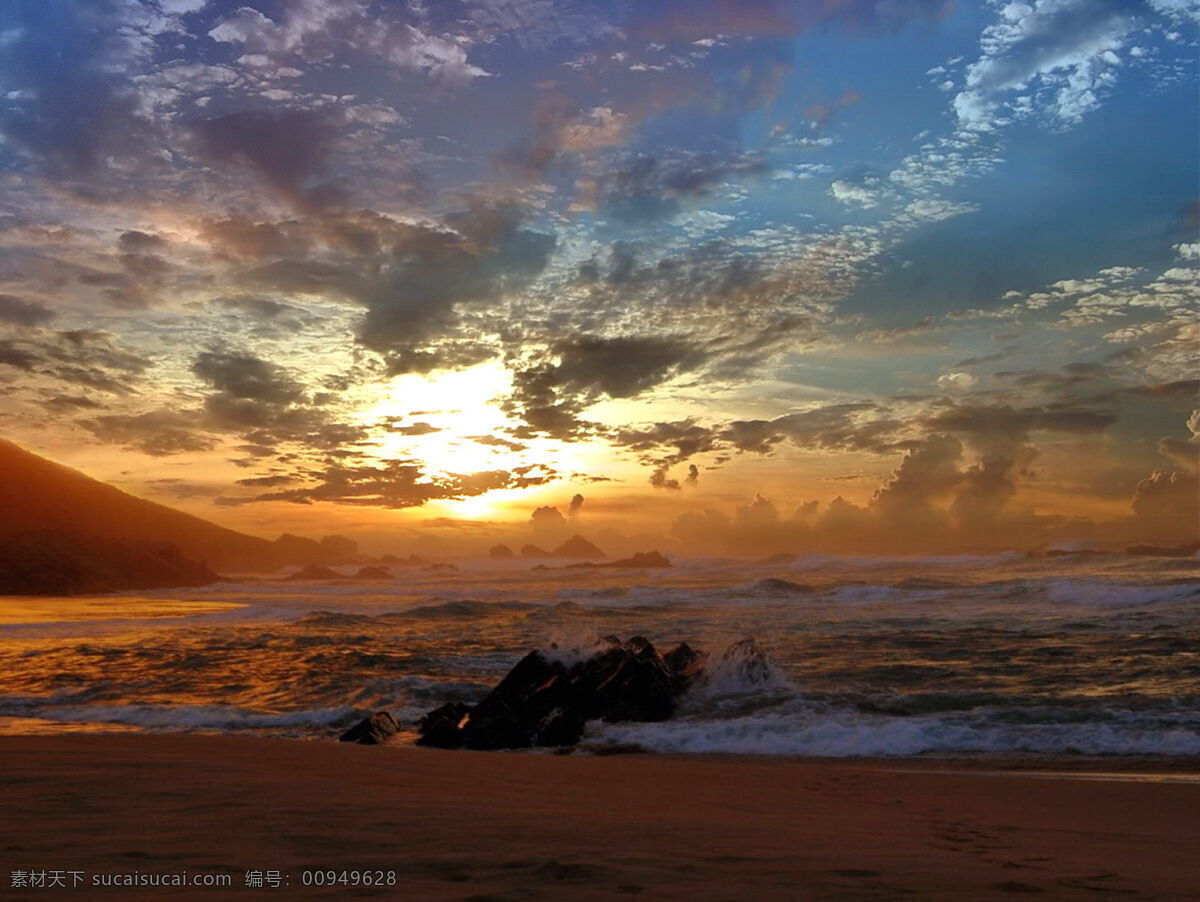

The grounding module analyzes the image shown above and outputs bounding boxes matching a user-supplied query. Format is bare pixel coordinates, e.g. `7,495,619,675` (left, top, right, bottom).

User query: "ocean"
1,552,1198,757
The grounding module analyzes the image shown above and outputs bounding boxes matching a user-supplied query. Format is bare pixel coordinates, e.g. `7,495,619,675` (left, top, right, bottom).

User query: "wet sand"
1,734,1198,901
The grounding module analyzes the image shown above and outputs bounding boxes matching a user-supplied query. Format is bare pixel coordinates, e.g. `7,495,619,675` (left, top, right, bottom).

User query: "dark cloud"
217,203,555,372
592,151,768,223
724,403,900,455
225,461,554,508
190,110,342,208
235,474,296,487
510,336,711,438
0,328,150,394
118,231,168,253
0,294,55,327
81,409,217,457
192,350,306,408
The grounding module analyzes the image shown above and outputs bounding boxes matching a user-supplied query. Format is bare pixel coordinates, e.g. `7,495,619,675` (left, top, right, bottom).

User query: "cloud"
630,0,952,42
0,2,158,185
590,150,768,223
207,0,488,85
192,350,306,407
510,336,712,438
0,328,151,395
81,408,216,457
190,109,341,207
0,294,54,327
954,0,1141,131
225,460,556,508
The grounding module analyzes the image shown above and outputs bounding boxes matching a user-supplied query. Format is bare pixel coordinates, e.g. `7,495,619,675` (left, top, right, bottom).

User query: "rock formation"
416,635,707,751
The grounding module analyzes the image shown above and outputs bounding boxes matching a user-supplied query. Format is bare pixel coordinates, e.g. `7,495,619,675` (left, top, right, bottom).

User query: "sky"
0,0,1196,555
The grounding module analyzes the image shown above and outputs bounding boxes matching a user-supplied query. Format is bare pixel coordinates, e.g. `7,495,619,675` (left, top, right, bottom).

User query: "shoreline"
2,733,1199,900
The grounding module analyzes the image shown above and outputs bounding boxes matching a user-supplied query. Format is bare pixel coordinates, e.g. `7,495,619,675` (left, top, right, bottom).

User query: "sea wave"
592,706,1200,757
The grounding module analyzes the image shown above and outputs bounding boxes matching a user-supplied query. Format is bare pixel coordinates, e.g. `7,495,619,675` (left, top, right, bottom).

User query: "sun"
354,360,526,475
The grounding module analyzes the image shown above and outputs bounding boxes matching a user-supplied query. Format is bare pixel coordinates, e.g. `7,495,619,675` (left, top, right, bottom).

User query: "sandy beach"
1,735,1198,901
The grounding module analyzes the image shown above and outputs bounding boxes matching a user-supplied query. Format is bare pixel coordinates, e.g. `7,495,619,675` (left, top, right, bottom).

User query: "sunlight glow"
355,361,524,476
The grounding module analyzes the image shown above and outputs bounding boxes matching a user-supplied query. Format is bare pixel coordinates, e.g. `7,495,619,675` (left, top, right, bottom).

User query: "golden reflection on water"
0,596,245,625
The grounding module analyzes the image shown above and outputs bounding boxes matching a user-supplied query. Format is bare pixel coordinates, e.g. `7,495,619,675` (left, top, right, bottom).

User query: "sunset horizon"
0,0,1195,558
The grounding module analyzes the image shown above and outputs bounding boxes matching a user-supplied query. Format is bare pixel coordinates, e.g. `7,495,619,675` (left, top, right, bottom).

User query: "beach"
2,734,1198,901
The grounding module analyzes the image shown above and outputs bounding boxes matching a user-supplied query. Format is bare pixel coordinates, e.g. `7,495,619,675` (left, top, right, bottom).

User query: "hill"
0,438,280,571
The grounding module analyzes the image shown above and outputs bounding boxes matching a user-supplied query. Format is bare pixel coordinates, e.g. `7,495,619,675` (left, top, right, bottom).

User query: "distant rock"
604,551,670,568
378,553,429,566
520,543,550,558
488,543,515,559
355,565,391,579
0,530,220,596
560,550,671,570
283,564,340,580
320,534,358,561
551,534,606,559
338,711,400,745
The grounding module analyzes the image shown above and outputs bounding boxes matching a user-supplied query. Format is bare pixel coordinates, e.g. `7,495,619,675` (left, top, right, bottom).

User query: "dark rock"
418,637,690,751
564,550,671,570
705,637,774,689
533,706,587,747
551,534,606,559
283,564,340,580
662,642,705,693
488,543,515,559
355,565,391,579
416,703,472,748
459,651,570,750
520,544,550,558
568,636,675,722
338,711,400,745
606,551,671,568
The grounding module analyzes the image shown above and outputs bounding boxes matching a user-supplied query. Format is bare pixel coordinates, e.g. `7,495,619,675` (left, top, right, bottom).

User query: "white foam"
0,702,357,731
1042,579,1200,606
592,709,1200,756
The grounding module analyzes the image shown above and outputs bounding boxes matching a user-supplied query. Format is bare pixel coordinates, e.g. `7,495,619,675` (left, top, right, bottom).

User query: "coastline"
2,733,1198,900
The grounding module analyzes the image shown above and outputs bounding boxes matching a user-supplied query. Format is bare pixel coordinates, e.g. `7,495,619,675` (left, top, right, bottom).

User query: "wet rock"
662,642,705,693
533,706,587,747
416,703,472,749
417,636,690,751
700,637,775,692
339,711,400,745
